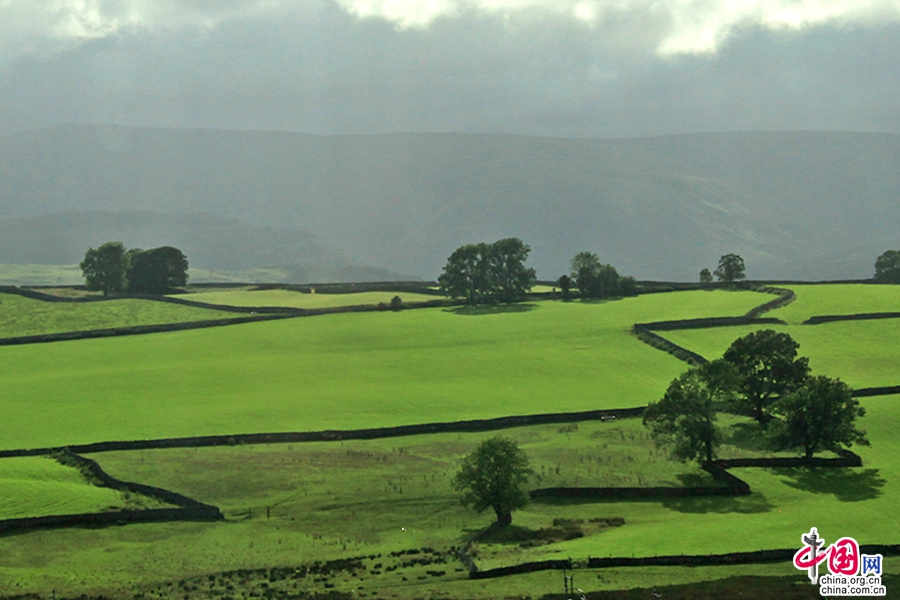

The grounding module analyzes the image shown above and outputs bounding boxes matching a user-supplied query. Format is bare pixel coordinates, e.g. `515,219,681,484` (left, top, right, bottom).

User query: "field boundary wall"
0,449,222,537
804,312,900,325
0,408,646,458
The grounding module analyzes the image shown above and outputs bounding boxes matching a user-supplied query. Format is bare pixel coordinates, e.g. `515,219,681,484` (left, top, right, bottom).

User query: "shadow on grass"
661,492,775,514
444,303,538,316
723,421,770,452
774,467,886,502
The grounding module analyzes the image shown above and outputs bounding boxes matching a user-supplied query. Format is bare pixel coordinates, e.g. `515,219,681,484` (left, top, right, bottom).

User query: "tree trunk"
494,507,512,527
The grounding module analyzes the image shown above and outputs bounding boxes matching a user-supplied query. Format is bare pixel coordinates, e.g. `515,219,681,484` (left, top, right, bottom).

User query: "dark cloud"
1,3,899,138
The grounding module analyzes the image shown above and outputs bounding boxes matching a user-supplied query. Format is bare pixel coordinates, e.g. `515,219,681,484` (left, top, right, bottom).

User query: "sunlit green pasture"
663,319,900,389
181,288,439,309
768,283,900,324
0,264,84,286
0,457,163,519
0,292,238,338
0,290,765,451
0,400,892,597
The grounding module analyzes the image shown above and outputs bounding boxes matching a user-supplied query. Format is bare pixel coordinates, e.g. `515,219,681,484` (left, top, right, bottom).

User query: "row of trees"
644,330,867,464
561,252,636,299
80,241,189,295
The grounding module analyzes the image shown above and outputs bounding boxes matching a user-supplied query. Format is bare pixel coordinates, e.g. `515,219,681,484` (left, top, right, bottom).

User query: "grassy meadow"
1,283,898,599
768,283,900,324
0,292,238,338
0,290,764,451
181,288,439,309
0,456,165,520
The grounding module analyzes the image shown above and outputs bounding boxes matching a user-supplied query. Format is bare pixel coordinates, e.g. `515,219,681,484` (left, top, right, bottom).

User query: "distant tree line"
565,251,636,300
80,241,189,295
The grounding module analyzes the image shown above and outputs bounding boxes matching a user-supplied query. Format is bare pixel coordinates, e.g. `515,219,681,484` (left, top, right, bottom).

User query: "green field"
0,292,239,338
181,288,439,309
1,284,898,599
0,290,765,451
0,456,165,520
0,264,85,286
768,283,900,324
663,319,900,389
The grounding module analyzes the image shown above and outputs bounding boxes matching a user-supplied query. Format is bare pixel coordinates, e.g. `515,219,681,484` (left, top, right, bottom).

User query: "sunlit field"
181,288,439,309
0,290,764,450
768,283,900,324
0,292,236,338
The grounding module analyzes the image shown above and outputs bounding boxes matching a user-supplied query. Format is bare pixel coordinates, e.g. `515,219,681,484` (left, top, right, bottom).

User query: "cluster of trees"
700,254,746,284
438,238,537,304
644,330,868,464
80,241,189,295
561,252,636,300
875,249,900,283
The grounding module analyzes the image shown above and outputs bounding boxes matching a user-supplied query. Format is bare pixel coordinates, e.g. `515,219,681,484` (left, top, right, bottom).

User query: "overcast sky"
1,0,899,138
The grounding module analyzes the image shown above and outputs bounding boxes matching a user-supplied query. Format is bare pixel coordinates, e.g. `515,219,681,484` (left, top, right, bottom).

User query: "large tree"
722,330,810,424
438,238,535,304
643,360,737,464
768,376,869,462
128,246,189,294
489,237,537,303
80,241,130,295
438,243,491,304
452,436,533,526
571,251,603,298
714,254,746,283
874,249,900,283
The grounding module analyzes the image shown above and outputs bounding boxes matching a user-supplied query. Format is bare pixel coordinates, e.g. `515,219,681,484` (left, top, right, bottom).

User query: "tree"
489,237,537,303
643,360,737,464
80,241,129,295
699,268,713,283
438,239,535,304
713,254,746,283
874,249,900,283
438,243,491,304
570,251,602,298
557,274,572,300
128,246,189,294
569,252,634,299
452,436,533,526
768,376,869,462
722,330,810,424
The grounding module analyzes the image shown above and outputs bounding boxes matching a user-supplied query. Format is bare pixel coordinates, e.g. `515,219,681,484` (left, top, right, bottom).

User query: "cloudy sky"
1,0,899,138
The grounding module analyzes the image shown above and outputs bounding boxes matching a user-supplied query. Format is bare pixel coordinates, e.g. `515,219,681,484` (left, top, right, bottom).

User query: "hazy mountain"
0,211,415,284
2,124,898,280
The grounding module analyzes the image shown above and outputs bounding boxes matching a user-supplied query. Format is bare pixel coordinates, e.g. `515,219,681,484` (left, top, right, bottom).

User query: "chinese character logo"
793,528,879,582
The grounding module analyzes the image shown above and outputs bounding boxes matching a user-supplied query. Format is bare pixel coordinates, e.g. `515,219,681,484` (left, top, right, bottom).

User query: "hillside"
2,125,898,280
0,211,415,284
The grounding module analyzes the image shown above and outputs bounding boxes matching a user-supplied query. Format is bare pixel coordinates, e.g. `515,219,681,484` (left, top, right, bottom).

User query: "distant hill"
0,211,415,284
1,125,898,280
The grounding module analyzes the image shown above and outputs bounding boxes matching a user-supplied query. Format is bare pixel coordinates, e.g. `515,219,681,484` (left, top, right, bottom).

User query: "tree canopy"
722,330,810,424
452,436,533,526
874,249,900,283
768,376,868,462
699,268,712,283
438,238,535,304
643,360,737,464
569,252,636,299
80,241,130,295
128,246,189,294
713,254,746,283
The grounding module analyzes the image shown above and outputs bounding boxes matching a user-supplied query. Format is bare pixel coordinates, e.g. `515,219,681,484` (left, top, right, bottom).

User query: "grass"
179,288,439,309
663,319,900,389
0,456,165,520
768,283,900,324
0,292,240,338
0,402,892,598
0,264,85,286
0,290,765,451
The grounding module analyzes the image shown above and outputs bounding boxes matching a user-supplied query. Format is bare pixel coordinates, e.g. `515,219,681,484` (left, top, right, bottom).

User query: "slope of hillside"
2,125,898,280
0,211,415,283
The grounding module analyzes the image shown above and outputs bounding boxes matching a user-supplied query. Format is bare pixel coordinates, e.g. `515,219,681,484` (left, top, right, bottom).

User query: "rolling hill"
1,125,898,280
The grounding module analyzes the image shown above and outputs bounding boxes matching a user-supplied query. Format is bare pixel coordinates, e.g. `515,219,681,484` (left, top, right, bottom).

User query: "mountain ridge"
2,124,898,280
